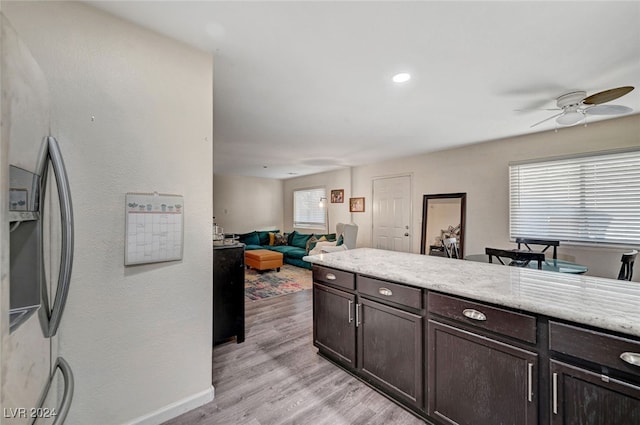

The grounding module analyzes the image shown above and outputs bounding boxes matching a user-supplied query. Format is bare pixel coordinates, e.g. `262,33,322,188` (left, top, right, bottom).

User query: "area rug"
245,264,312,301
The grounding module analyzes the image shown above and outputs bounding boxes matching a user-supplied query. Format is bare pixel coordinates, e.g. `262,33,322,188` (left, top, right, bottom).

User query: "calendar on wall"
125,192,184,266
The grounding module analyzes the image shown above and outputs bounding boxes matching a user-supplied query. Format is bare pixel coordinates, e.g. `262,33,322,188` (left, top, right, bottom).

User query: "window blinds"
509,149,640,246
293,187,326,228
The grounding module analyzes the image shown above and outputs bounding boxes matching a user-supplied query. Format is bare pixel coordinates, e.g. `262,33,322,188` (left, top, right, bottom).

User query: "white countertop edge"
304,248,640,338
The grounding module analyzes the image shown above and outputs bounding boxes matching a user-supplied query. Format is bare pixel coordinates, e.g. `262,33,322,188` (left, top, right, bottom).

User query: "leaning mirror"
420,193,467,259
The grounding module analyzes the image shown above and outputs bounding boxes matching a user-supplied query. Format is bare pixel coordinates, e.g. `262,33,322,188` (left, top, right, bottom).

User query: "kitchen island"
304,248,640,425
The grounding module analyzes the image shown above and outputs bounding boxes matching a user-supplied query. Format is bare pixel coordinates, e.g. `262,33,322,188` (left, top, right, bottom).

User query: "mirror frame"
420,192,467,258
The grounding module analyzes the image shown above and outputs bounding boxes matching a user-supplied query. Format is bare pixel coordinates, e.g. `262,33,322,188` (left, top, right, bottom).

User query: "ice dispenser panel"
9,165,42,332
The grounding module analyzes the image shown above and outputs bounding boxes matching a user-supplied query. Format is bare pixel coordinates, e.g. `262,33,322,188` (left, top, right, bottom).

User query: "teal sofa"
237,230,337,269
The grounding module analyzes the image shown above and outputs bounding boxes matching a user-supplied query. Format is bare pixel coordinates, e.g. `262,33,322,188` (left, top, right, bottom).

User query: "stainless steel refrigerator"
3,16,74,425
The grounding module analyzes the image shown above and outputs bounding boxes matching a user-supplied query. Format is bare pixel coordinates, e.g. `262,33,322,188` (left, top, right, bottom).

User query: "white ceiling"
87,1,640,179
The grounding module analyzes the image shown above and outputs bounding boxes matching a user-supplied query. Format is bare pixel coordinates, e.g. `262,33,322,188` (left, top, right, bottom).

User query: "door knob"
404,233,409,237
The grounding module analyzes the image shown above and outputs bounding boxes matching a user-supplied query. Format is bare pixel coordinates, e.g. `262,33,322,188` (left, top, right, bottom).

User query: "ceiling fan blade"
585,104,633,116
530,112,564,128
583,86,634,105
514,108,561,112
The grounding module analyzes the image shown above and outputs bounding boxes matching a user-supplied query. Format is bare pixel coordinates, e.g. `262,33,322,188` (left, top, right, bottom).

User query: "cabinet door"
313,283,356,367
358,297,423,408
550,360,640,425
213,246,245,344
428,320,537,425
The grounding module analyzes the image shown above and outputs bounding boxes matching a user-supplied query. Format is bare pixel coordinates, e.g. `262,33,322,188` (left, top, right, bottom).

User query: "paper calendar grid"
125,192,184,265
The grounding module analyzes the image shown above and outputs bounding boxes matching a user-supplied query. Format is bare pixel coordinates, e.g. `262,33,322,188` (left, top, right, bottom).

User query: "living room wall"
285,114,640,281
213,173,284,234
282,168,353,234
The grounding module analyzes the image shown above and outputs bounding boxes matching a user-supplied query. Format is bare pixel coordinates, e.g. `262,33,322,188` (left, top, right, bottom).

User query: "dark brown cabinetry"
428,320,538,425
358,295,423,408
550,360,640,425
312,267,424,410
313,283,356,368
213,244,245,345
428,292,538,425
549,321,640,424
311,265,640,425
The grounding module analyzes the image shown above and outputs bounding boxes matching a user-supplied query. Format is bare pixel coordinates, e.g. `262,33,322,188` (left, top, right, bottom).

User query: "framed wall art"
349,197,365,212
331,189,344,203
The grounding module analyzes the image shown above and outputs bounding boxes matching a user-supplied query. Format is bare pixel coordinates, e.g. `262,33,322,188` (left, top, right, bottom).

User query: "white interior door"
372,175,412,252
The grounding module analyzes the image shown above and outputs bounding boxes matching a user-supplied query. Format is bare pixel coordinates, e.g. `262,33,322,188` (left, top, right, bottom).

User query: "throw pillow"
257,230,278,246
306,236,319,254
308,240,337,256
273,233,288,246
336,233,344,246
269,232,276,246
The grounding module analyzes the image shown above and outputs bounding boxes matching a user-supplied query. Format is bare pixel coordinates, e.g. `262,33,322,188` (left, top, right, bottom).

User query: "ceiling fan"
527,86,634,128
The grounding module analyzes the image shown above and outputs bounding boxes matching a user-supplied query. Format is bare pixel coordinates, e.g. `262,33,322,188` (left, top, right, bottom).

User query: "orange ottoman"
245,249,284,272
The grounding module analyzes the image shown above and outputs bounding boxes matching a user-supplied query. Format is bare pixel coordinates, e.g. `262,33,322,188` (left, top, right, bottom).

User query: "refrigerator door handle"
31,357,74,425
40,136,74,337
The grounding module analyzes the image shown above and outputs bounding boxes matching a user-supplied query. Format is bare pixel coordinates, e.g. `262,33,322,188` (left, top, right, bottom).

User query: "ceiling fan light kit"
556,110,584,126
526,86,635,128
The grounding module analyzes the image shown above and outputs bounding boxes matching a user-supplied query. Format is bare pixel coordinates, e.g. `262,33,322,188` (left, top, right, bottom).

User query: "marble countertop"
304,248,640,338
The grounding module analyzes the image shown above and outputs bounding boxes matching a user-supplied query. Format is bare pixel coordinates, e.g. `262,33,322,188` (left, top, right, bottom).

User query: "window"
509,149,640,246
293,187,326,229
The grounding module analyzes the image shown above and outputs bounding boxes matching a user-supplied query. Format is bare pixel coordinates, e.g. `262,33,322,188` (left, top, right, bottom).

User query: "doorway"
372,175,412,252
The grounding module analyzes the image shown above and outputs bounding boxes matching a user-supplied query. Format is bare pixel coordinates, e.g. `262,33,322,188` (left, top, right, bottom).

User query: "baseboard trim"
123,385,214,425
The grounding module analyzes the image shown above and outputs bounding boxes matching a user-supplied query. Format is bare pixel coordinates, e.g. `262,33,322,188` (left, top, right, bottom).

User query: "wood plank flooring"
162,290,426,425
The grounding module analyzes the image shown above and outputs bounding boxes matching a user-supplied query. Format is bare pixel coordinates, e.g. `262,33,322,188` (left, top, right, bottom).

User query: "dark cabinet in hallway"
213,244,245,345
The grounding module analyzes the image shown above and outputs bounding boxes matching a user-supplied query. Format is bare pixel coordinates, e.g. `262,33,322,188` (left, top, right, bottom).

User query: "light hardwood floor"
162,289,427,425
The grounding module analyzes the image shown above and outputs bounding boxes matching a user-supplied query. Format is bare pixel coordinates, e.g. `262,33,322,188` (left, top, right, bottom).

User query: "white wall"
213,173,283,233
2,2,214,424
284,114,640,280
283,168,353,235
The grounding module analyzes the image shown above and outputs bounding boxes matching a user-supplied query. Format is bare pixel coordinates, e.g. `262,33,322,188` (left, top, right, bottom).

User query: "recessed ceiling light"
392,73,411,83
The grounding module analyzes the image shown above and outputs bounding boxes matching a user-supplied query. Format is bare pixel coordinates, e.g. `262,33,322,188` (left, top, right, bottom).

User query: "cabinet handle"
326,273,336,281
378,287,393,296
348,300,353,323
462,308,487,321
620,352,640,367
527,363,533,402
355,303,361,327
552,372,558,415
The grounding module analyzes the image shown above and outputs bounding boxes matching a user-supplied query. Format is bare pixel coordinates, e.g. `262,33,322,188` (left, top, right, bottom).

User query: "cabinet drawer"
357,276,422,310
313,266,355,290
428,292,537,344
549,321,640,376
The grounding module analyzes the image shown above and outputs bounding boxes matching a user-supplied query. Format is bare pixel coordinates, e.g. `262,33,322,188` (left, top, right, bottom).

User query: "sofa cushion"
268,245,306,258
257,230,278,246
289,231,313,249
239,231,260,246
